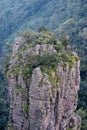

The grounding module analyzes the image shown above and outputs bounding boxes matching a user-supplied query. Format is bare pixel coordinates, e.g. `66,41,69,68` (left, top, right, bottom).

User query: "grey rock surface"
7,31,81,130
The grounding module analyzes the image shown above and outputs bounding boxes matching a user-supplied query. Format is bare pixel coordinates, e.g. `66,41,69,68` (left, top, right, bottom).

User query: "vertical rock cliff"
7,30,81,130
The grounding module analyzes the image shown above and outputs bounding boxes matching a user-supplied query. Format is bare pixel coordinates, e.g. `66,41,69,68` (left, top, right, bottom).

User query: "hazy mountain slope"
0,0,87,48
0,0,50,48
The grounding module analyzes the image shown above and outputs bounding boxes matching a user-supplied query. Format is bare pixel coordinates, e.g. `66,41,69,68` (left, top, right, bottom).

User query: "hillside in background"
0,0,87,129
0,0,87,48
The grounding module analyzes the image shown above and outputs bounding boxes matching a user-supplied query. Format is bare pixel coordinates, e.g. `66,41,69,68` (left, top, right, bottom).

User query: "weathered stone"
7,30,81,130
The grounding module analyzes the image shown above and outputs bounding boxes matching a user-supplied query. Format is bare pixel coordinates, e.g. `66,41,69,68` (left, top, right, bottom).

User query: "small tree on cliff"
60,34,70,48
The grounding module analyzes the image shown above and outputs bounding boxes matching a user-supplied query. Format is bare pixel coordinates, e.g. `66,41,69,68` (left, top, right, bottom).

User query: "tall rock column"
7,30,81,130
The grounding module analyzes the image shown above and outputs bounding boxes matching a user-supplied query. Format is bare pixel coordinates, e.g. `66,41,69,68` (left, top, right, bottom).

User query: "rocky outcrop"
7,30,81,130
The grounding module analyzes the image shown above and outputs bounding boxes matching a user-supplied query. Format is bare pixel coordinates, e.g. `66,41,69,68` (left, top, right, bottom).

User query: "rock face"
7,30,81,130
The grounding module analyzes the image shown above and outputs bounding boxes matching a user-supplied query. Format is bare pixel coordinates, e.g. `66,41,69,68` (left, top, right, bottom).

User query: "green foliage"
54,42,63,51
66,128,73,130
15,87,25,95
10,29,78,82
22,103,28,114
21,52,77,81
61,53,77,68
0,73,9,130
22,53,61,80
36,53,61,68
43,67,60,83
60,34,69,47
23,66,33,81
0,0,86,50
76,108,87,130
38,26,49,32
24,51,76,80
10,67,19,77
0,46,11,130
21,30,57,46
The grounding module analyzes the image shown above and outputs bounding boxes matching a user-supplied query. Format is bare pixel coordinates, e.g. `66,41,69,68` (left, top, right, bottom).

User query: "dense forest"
0,0,87,129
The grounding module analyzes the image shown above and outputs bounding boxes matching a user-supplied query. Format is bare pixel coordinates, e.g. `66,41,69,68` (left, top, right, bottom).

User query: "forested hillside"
0,0,87,129
0,0,87,48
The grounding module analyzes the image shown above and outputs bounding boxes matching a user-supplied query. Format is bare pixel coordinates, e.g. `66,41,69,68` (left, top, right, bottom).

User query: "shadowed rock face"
7,30,81,130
